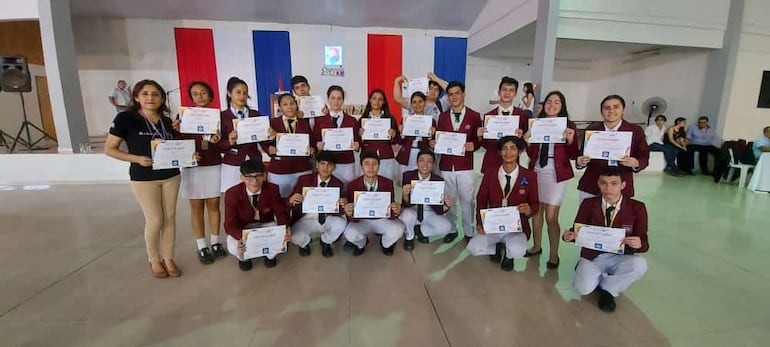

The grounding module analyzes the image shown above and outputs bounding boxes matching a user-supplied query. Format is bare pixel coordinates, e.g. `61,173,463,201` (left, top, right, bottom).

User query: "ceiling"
69,0,488,31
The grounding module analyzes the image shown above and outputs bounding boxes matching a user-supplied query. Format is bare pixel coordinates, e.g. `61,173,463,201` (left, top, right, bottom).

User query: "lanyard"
143,115,169,140
500,175,513,206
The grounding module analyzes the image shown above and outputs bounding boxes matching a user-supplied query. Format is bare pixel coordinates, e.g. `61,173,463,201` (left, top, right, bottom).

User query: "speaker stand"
9,92,57,153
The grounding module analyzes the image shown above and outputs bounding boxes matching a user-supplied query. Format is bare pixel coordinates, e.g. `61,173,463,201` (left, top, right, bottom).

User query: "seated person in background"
224,159,291,271
752,126,770,163
644,115,667,152
682,116,720,175
562,166,649,313
662,117,688,176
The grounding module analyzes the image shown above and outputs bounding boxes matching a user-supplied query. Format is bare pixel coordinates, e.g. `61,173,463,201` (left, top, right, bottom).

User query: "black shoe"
546,257,560,269
353,239,369,256
664,168,682,177
415,226,429,243
489,243,505,263
443,232,458,243
299,245,311,257
404,238,415,251
211,243,226,258
464,235,473,244
382,243,395,256
523,248,542,258
263,257,277,268
597,288,616,312
321,242,334,258
238,259,253,271
344,241,357,250
197,247,215,264
500,257,514,271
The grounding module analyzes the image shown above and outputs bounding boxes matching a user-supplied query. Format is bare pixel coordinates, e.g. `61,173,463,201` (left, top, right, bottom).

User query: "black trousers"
679,144,719,173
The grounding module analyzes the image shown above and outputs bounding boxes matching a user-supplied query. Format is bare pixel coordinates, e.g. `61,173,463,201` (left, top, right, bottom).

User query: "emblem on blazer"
520,177,529,186
465,125,471,130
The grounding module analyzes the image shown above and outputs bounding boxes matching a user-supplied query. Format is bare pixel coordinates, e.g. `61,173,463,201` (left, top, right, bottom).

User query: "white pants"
344,219,405,248
379,159,397,183
573,253,648,297
398,205,452,240
269,170,312,198
577,190,597,208
226,222,278,261
335,163,356,186
466,232,528,259
290,214,347,247
442,170,476,237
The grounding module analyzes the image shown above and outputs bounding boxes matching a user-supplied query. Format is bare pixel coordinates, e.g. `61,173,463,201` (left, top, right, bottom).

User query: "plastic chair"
723,148,755,188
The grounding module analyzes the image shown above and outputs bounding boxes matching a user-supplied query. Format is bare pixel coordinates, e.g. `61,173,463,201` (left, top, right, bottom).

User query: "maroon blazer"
526,120,580,182
476,166,539,238
217,109,267,166
401,170,447,215
176,133,223,167
572,196,649,260
436,107,482,171
396,118,435,165
480,107,530,174
359,117,400,159
289,173,346,224
263,117,313,174
224,181,288,240
346,175,396,221
312,113,361,165
577,120,650,197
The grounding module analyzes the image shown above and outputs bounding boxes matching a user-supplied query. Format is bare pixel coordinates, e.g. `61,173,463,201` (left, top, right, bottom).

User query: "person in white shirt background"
109,80,132,113
644,115,667,152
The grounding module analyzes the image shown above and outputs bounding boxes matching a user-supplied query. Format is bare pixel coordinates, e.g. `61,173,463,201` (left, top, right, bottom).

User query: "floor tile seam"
423,283,452,347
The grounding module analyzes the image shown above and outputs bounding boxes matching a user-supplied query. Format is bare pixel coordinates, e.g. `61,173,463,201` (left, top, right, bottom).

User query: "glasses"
243,173,265,181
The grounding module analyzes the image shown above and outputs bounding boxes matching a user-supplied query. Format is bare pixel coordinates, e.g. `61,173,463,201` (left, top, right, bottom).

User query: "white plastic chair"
723,148,755,188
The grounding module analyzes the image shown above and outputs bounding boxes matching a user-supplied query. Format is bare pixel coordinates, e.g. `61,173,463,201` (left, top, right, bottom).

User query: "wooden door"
35,76,56,140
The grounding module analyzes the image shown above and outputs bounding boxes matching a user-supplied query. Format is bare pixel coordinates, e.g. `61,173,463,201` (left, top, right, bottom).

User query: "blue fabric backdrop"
433,37,468,85
252,30,293,114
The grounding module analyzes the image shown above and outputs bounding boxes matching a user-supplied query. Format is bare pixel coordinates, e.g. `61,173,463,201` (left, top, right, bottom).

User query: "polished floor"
1,174,769,347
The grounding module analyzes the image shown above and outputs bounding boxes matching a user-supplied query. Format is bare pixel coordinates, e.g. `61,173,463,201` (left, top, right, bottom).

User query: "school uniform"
359,114,400,183
178,132,222,199
398,170,452,240
289,173,347,248
467,165,539,259
396,117,435,175
570,196,649,297
264,116,313,197
217,108,270,192
480,106,530,174
224,181,288,261
313,112,361,185
343,175,405,249
436,106,482,237
526,119,579,206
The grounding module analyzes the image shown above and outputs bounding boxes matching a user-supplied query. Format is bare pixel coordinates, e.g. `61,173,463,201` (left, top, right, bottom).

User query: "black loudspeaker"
0,56,32,93
758,70,770,109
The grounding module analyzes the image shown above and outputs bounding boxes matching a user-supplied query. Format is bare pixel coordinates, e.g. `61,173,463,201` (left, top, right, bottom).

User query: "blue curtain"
252,30,293,114
433,37,468,85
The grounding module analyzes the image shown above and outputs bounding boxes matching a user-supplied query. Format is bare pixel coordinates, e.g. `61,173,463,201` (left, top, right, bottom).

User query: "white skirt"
181,165,221,199
534,159,566,206
220,164,242,193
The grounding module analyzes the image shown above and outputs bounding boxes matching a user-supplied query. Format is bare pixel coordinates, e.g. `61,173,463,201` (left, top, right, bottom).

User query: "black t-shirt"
109,110,180,181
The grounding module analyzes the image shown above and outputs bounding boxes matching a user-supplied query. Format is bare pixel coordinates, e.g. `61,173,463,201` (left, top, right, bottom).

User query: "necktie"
453,112,461,123
238,110,245,119
318,181,327,224
369,185,375,192
417,204,424,223
539,143,550,168
251,194,259,208
502,111,510,115
287,119,295,133
504,175,511,197
333,117,340,128
605,206,615,227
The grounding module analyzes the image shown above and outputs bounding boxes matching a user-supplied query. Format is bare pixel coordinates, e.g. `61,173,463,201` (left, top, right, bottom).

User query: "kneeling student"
224,159,291,271
287,151,348,258
562,166,649,312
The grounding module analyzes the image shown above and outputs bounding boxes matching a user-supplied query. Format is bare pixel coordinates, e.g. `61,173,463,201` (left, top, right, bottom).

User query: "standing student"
393,73,450,121
105,79,192,278
562,166,649,312
576,95,649,205
522,91,578,269
467,136,539,271
396,92,435,174
399,150,453,250
264,93,314,197
359,89,400,182
480,77,530,174
313,85,361,185
291,75,324,131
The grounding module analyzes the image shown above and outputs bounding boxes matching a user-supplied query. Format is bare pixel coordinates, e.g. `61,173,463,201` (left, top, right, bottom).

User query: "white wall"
468,0,537,54
0,64,46,140
0,0,38,21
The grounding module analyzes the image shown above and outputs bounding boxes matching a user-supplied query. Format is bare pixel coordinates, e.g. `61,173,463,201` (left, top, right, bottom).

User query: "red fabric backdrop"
173,28,220,108
367,34,403,122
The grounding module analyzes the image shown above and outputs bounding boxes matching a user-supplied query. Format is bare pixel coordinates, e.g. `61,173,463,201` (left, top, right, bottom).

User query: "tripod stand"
9,92,57,153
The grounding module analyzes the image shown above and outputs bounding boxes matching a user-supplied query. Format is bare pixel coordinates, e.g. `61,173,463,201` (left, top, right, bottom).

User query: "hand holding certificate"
276,133,310,156
234,117,271,144
242,225,288,259
298,95,325,118
434,131,467,156
151,139,197,170
583,131,632,160
302,187,341,214
409,180,445,205
353,191,391,218
406,77,429,97
402,115,433,138
483,115,519,140
574,223,626,254
179,107,220,134
361,118,392,140
322,128,354,151
480,207,522,234
528,117,567,143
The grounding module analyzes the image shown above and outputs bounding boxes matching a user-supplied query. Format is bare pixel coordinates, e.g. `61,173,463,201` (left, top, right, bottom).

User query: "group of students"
105,74,651,313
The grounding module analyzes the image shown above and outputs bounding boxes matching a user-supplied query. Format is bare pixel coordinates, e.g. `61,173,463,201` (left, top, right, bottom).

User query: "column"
531,0,559,102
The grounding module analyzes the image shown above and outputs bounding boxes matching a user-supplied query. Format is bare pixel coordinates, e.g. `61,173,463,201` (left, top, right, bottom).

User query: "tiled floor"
1,174,769,346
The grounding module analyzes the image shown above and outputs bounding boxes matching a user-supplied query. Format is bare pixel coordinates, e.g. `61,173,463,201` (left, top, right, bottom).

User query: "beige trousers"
130,175,181,262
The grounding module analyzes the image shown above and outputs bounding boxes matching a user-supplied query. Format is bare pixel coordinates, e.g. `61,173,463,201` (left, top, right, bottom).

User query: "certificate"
480,207,522,234
528,117,567,143
276,133,310,156
302,187,341,214
322,128,354,151
583,131,633,160
242,225,287,259
574,223,626,254
234,117,271,144
434,131,466,156
151,139,197,170
179,107,220,134
353,191,391,218
298,95,325,118
409,180,445,205
483,115,519,140
402,115,433,138
406,77,429,97
361,118,392,140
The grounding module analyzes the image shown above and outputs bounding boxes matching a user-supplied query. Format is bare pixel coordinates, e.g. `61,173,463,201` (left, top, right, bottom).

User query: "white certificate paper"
322,128,354,151
242,225,287,259
302,187,340,214
179,107,220,134
151,139,197,170
528,117,567,144
406,77,429,97
299,95,325,118
353,191,391,218
574,223,626,254
402,115,433,138
434,131,467,156
361,118,392,140
480,207,522,234
483,115,519,140
583,131,633,160
234,117,271,144
409,180,445,205
276,133,310,156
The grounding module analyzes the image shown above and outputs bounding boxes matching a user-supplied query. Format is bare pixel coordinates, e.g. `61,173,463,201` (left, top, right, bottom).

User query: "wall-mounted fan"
641,97,667,126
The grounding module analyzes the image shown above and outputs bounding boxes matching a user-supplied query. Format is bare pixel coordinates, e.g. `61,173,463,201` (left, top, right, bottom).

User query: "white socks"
210,234,220,245
196,238,207,250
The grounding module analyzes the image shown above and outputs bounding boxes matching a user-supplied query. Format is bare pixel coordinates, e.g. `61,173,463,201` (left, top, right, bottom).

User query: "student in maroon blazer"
467,136,539,271
396,92,436,175
431,81,482,241
224,160,291,271
263,94,314,198
342,152,405,256
562,166,649,312
576,95,649,205
479,77,530,174
359,89,401,183
522,91,580,269
287,151,348,258
312,85,361,185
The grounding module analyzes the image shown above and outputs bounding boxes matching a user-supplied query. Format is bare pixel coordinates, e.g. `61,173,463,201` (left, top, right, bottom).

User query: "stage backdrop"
173,28,221,108
253,30,293,114
367,34,403,122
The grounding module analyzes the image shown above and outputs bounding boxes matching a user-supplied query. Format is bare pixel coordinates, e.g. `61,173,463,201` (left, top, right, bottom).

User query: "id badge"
230,148,239,155
502,199,508,207
608,160,618,166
